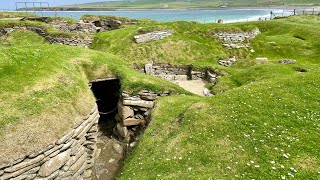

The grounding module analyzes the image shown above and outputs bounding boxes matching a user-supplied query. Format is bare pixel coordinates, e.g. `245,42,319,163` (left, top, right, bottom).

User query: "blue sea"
16,9,292,23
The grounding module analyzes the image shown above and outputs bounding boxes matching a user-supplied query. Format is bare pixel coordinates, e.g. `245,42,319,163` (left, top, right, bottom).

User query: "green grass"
92,15,320,179
0,13,319,179
79,0,320,9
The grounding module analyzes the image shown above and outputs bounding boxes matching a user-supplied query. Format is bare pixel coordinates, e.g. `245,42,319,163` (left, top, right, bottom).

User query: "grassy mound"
0,23,188,162
0,14,319,179
91,15,320,179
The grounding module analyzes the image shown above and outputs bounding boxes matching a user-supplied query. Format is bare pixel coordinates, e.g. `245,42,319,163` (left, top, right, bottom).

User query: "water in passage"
28,9,291,23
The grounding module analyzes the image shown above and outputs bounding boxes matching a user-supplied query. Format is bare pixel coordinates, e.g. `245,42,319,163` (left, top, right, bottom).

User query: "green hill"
0,12,320,179
80,0,320,9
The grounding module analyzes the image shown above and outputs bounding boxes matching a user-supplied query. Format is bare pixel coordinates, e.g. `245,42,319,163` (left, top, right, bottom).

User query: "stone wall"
48,19,122,34
0,26,93,47
214,28,260,43
140,63,218,84
0,105,99,180
134,31,173,44
114,91,169,144
213,28,260,49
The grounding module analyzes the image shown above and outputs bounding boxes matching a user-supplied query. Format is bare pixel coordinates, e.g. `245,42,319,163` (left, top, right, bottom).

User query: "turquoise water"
28,9,290,23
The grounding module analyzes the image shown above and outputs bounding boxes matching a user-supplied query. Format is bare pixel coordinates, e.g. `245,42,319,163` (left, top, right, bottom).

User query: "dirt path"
175,79,207,96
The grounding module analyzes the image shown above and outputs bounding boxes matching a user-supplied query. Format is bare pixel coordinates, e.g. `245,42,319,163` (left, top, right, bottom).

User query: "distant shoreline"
16,5,320,12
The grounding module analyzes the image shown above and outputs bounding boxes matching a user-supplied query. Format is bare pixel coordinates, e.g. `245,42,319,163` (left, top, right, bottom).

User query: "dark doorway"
90,79,121,136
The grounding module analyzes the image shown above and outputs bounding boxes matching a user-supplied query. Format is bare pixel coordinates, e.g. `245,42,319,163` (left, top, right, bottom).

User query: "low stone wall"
114,91,169,144
0,105,99,180
49,20,98,34
140,63,218,84
0,26,93,47
48,19,122,34
134,31,173,44
214,28,260,43
213,28,260,50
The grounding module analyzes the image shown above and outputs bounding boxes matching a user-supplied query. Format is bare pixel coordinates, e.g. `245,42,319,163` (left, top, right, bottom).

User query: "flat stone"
145,63,153,75
69,152,87,174
255,57,268,62
123,118,142,126
4,154,44,173
118,103,134,120
1,162,40,180
60,139,76,152
88,124,98,133
279,59,296,64
44,144,63,157
62,148,85,171
38,149,71,177
35,170,59,180
0,170,4,176
56,130,75,145
112,144,124,155
115,123,128,138
123,99,154,108
25,174,36,180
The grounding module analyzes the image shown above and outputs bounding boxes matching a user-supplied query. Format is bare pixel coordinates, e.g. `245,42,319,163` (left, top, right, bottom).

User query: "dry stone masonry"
219,56,237,67
140,63,218,85
0,105,100,180
214,28,261,49
279,59,296,64
114,91,170,144
48,19,123,34
134,31,173,44
0,26,93,47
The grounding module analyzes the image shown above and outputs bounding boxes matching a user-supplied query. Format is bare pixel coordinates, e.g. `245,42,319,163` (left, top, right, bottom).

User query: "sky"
0,0,118,10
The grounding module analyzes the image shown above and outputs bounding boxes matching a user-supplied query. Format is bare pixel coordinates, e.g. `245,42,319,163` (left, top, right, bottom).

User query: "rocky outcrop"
0,26,93,47
113,91,170,143
134,31,173,44
0,105,99,180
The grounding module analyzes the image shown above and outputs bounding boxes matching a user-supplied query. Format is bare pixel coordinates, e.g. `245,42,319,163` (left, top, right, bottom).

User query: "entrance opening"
90,78,120,136
90,78,126,180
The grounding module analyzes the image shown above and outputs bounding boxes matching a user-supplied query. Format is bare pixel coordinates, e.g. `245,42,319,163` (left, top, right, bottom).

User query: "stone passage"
89,79,123,180
134,31,173,44
0,105,100,180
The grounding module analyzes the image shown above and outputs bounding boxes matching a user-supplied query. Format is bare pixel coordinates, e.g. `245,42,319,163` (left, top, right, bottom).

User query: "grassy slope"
0,23,189,161
81,0,320,9
89,15,320,179
1,12,320,179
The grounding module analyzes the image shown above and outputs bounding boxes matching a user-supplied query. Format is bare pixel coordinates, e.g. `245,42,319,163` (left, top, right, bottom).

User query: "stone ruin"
48,19,123,34
214,28,261,49
219,56,237,67
113,91,170,144
0,26,93,48
134,31,173,44
279,59,296,64
0,105,100,180
139,63,218,85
